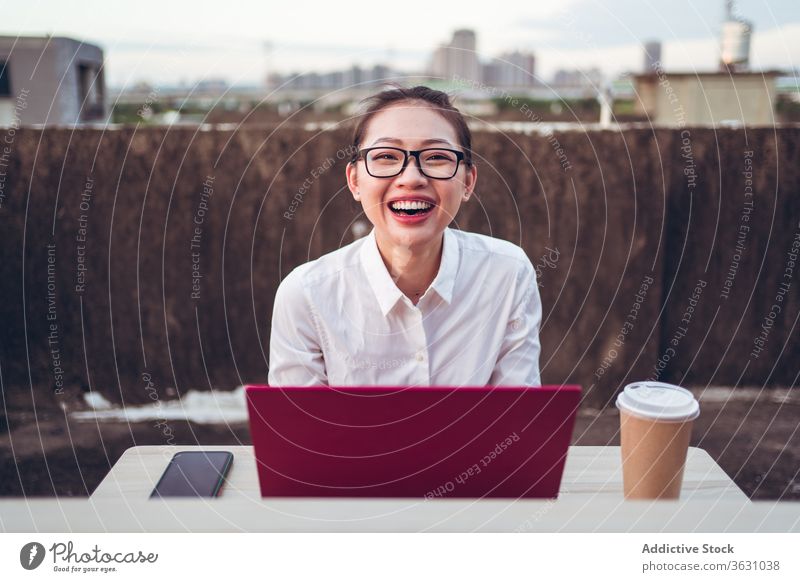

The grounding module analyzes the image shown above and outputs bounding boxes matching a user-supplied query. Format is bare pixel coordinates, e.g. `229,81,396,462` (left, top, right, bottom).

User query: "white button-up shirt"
268,227,541,387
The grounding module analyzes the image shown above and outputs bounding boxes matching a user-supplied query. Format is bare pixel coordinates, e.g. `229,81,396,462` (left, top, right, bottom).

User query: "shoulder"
451,229,533,275
276,236,367,297
451,230,538,302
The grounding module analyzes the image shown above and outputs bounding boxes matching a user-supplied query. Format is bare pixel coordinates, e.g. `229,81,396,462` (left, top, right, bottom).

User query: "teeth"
389,200,433,210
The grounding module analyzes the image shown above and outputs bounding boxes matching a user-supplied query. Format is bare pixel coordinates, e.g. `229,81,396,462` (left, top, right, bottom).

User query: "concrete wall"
0,126,797,412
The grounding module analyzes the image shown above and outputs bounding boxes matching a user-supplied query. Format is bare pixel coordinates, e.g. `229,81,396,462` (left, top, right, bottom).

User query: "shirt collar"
360,227,460,316
430,227,459,305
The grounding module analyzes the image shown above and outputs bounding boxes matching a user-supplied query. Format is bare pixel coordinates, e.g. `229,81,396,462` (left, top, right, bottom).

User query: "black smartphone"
150,451,233,498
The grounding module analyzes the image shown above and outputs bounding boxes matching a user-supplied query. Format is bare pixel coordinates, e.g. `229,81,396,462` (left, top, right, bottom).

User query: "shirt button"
416,352,425,362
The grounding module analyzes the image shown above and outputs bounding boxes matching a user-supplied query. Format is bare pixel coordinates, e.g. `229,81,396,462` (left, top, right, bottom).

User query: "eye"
369,150,401,161
422,150,456,163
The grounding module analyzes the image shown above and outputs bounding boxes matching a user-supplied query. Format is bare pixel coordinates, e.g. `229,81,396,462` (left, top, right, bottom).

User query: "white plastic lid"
615,381,700,421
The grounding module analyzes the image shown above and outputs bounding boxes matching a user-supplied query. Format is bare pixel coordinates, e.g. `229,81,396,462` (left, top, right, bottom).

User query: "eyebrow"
369,137,455,147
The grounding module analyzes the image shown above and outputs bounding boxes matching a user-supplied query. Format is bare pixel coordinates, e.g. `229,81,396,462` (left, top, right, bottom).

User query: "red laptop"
245,385,580,498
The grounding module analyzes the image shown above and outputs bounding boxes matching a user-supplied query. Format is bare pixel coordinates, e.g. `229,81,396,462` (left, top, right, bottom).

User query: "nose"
395,154,428,186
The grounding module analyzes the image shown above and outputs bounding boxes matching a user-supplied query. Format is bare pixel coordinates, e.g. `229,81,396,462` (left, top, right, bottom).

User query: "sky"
2,0,799,87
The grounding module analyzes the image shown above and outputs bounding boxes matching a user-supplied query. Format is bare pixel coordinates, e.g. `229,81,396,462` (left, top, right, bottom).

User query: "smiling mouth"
387,200,435,216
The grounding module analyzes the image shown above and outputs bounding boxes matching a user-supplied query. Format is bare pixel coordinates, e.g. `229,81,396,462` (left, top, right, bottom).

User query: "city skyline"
3,0,800,88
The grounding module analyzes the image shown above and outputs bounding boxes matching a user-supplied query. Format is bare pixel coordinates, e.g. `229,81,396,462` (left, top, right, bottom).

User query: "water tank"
720,19,751,69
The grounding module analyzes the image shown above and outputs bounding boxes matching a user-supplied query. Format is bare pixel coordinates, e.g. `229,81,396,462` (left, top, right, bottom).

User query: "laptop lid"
246,385,581,498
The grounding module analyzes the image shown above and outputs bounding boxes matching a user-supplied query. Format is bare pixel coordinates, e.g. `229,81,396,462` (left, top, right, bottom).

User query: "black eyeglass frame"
355,146,467,180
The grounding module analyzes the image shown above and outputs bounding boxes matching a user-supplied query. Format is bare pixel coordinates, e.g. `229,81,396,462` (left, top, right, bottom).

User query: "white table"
3,498,798,533
0,444,770,533
4,444,795,532
90,445,748,503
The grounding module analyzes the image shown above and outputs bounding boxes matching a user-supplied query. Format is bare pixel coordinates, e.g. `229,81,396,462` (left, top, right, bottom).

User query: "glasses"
357,147,466,180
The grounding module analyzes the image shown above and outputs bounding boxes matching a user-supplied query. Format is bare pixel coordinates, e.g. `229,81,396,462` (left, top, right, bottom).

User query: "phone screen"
150,451,233,498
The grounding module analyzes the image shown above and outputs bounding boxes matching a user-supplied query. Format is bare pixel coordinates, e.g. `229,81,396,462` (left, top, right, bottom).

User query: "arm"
488,260,542,386
267,270,328,387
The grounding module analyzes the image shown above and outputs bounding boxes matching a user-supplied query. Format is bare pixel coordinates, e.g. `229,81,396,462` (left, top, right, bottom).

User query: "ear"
461,164,477,202
346,161,360,201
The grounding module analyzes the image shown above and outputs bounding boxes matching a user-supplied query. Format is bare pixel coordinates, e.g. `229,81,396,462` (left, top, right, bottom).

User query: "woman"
268,85,541,387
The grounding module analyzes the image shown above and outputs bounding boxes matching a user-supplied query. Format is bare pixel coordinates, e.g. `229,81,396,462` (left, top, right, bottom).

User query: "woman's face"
346,102,477,252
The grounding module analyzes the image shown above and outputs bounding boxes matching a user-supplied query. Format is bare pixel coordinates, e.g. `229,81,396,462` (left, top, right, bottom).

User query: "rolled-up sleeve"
267,269,328,387
488,260,542,387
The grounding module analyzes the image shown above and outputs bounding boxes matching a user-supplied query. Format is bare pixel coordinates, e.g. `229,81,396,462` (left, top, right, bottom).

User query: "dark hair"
349,85,473,168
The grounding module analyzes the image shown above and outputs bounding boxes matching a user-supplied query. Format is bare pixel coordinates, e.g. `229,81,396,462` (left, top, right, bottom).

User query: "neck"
375,231,444,305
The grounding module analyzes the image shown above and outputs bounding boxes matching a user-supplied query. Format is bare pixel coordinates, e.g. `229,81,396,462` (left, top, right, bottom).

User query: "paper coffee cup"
615,382,700,500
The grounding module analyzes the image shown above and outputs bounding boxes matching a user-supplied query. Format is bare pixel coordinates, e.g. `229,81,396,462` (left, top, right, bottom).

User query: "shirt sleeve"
488,258,542,387
267,269,328,387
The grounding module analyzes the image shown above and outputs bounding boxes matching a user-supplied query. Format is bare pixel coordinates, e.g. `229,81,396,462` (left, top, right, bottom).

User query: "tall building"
481,60,501,87
482,52,536,88
430,46,449,79
429,29,481,83
450,29,480,82
344,65,364,88
0,36,107,125
496,51,536,87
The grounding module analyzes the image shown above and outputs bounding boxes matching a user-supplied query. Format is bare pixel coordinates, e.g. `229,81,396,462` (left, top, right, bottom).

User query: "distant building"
0,36,107,125
194,78,228,94
267,63,396,92
483,51,536,88
429,29,481,83
553,67,604,89
633,71,781,125
345,65,364,88
371,64,391,84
